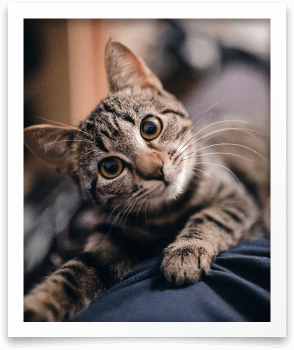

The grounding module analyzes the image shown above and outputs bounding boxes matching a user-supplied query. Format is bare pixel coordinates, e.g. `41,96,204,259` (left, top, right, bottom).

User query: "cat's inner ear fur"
105,40,163,93
24,125,79,175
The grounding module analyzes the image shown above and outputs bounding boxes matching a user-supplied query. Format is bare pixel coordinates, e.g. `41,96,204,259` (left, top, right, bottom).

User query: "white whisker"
186,142,265,160
135,198,146,226
182,127,263,155
186,168,216,181
193,119,249,139
193,152,251,162
144,199,150,229
195,161,240,182
122,198,140,230
97,74,111,96
178,114,212,149
38,117,95,141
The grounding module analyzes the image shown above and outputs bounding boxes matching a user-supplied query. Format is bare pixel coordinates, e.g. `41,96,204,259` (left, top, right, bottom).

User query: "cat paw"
161,241,215,286
24,296,55,322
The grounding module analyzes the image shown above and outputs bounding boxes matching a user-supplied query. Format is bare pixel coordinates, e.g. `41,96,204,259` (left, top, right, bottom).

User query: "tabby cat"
24,41,270,321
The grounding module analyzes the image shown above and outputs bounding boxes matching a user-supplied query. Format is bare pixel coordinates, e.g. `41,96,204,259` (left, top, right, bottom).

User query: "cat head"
24,41,197,212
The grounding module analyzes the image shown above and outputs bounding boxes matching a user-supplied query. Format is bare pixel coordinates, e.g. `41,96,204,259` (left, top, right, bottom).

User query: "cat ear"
105,40,163,93
24,125,79,175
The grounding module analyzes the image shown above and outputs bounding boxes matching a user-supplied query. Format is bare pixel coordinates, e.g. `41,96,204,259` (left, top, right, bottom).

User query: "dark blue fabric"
70,238,270,322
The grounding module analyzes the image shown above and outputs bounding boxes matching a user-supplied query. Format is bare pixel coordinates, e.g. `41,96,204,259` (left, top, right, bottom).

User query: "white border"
7,2,286,337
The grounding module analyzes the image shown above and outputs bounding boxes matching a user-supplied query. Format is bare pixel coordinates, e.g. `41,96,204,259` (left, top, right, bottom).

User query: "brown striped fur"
23,41,269,321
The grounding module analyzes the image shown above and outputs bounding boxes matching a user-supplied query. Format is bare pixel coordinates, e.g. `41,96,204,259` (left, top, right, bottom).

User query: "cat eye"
140,116,162,140
100,157,124,179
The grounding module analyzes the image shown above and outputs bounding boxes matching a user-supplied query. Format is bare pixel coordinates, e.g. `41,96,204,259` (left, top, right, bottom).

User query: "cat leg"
24,251,134,322
161,186,260,286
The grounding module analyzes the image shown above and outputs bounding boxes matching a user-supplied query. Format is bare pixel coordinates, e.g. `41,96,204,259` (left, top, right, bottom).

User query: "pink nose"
135,154,164,180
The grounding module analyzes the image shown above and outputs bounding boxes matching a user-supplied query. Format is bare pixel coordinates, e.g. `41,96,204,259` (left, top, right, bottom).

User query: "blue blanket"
70,238,270,322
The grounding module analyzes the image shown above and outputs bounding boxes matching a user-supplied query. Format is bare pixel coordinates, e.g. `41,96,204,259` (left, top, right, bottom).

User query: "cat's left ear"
105,40,163,93
24,125,79,176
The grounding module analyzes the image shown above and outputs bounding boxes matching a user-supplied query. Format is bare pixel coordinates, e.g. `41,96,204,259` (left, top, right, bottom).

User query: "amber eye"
100,157,124,179
140,116,162,140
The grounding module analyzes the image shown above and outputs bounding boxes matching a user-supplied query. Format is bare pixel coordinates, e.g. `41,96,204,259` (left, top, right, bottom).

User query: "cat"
23,40,270,322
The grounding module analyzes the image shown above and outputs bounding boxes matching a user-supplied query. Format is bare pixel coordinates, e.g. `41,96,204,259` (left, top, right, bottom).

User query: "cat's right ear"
24,125,79,175
105,40,163,93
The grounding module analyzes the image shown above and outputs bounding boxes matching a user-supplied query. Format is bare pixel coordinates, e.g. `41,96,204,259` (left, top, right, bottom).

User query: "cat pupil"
103,159,118,174
143,121,157,135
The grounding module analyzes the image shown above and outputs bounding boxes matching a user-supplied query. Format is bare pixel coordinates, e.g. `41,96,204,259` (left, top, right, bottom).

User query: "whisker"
183,142,265,160
144,199,150,229
177,114,212,150
46,139,94,146
185,168,200,179
37,117,95,141
116,190,147,229
181,127,263,155
195,168,216,181
164,198,173,216
123,199,141,231
176,113,213,151
106,191,138,234
194,161,240,182
108,192,133,220
177,96,231,149
201,98,229,115
107,211,122,234
176,97,231,151
192,152,252,162
114,198,135,230
187,167,216,181
97,74,111,96
193,119,249,139
135,198,146,226
82,149,102,157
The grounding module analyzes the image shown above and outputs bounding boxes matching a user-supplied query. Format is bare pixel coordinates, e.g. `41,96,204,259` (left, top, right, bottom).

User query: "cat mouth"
148,178,173,200
163,179,170,187
144,180,168,199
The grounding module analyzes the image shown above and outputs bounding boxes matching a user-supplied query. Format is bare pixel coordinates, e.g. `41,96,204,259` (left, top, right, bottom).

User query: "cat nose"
135,154,164,181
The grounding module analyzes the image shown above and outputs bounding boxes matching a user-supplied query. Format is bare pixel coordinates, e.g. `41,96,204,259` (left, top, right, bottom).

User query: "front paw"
161,241,215,286
24,296,56,322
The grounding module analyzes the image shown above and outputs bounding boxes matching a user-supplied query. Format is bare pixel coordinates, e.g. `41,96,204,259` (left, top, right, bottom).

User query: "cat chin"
146,172,192,209
164,164,194,200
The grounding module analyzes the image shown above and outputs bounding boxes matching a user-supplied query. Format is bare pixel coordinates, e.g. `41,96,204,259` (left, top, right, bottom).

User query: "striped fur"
24,41,269,321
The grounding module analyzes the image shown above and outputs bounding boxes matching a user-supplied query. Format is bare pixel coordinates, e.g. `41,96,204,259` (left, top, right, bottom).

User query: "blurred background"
24,19,270,294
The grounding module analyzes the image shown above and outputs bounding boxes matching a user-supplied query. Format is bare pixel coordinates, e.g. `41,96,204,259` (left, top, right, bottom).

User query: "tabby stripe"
100,128,113,140
111,114,122,132
204,213,233,234
122,114,135,125
214,183,225,197
161,109,186,118
43,301,59,320
102,101,135,125
102,102,116,115
77,252,114,290
63,263,88,276
181,228,204,241
63,281,81,303
175,126,189,140
90,177,99,204
223,209,243,223
102,117,120,137
146,142,157,150
56,270,79,288
96,137,108,152
57,263,93,308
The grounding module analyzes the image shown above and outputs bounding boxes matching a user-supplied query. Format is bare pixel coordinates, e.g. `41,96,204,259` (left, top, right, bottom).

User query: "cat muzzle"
135,154,164,181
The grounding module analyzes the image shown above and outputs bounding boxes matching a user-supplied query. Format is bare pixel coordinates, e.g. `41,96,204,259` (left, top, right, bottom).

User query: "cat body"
24,41,269,321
